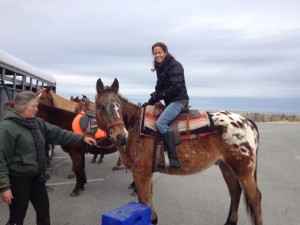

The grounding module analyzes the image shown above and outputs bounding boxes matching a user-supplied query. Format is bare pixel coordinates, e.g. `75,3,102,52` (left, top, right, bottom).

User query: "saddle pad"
72,111,106,139
142,105,212,135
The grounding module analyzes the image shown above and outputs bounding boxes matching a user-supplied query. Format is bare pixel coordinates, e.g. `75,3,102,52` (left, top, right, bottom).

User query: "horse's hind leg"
97,154,104,163
90,154,97,163
239,175,262,225
219,162,242,225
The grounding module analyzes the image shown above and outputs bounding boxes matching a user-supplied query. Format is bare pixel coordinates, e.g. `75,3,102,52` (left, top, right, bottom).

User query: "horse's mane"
96,85,141,127
117,92,141,128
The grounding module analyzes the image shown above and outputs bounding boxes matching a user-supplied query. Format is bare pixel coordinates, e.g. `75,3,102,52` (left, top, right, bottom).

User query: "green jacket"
0,109,84,192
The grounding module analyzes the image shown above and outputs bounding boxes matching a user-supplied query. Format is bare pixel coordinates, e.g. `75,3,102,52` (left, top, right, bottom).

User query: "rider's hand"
150,92,164,101
142,102,149,107
142,96,156,107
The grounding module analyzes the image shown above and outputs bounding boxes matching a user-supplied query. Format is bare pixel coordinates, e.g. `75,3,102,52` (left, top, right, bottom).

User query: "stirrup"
158,151,170,168
158,161,181,168
158,152,181,168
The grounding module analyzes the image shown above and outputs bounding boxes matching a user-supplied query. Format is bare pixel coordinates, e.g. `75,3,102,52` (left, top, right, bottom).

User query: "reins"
121,118,140,173
94,136,115,149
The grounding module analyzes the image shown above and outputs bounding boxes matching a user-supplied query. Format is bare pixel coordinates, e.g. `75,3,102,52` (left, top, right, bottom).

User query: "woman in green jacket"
0,91,96,225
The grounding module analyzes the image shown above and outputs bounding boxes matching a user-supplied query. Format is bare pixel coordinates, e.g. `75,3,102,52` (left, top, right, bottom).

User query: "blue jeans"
156,101,188,134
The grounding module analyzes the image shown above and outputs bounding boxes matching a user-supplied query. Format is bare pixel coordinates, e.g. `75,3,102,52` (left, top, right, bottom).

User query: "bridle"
95,109,125,137
107,120,125,130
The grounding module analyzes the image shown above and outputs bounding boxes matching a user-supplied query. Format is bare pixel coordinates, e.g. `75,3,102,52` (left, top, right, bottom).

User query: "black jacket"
154,55,189,106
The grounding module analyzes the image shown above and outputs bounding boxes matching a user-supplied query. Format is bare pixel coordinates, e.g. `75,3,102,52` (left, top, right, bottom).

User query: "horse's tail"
248,119,259,181
244,119,261,222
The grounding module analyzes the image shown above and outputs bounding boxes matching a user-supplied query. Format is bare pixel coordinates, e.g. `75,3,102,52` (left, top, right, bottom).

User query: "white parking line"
47,178,104,186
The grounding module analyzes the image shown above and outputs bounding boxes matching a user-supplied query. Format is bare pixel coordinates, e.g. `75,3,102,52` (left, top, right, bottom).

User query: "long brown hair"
151,42,174,71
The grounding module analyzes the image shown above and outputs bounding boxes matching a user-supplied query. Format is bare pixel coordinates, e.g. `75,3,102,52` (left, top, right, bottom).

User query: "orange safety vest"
72,111,106,139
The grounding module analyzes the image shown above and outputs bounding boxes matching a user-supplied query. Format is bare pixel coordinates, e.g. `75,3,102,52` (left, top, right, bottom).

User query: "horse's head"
95,78,129,146
36,86,52,105
70,95,89,112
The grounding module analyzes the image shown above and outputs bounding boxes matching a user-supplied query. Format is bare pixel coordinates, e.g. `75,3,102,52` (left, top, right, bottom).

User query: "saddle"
140,102,216,144
72,110,106,138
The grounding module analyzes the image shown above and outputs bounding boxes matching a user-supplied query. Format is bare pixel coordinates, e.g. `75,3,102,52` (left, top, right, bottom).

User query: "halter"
95,107,125,135
107,120,125,130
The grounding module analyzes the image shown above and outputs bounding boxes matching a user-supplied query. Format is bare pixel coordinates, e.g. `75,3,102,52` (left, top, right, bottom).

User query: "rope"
0,79,12,101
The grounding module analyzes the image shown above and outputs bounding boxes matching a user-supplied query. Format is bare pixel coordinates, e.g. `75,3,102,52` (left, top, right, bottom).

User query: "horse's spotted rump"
211,111,259,157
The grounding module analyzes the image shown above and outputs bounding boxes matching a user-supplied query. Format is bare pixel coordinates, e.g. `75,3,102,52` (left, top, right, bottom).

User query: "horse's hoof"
131,189,138,196
224,219,237,225
97,159,103,164
67,174,75,179
90,160,96,163
151,216,158,224
70,191,79,197
112,165,126,171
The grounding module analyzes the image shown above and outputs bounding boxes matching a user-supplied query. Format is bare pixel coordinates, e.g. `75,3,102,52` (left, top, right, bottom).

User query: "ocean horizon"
136,97,300,115
59,92,300,115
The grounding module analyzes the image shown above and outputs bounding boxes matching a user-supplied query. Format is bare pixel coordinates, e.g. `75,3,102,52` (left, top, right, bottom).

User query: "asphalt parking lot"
1,123,300,225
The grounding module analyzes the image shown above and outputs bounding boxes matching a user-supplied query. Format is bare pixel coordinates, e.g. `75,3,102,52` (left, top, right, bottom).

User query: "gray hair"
14,91,38,112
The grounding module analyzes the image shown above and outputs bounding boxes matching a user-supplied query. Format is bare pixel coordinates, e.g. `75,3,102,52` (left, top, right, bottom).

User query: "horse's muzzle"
115,134,128,146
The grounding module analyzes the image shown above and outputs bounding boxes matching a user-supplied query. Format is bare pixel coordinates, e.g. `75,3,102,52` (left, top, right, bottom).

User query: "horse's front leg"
219,162,242,225
112,156,124,170
132,170,158,224
67,147,86,197
67,166,76,179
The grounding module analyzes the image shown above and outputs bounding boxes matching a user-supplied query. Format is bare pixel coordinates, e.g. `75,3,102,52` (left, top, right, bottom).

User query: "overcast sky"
1,0,299,110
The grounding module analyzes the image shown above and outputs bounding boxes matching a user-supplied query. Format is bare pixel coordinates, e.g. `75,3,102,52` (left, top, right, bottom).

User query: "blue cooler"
101,201,151,225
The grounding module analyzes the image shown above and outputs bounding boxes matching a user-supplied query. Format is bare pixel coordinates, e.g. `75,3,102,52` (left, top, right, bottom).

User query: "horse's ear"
46,86,52,92
111,78,119,93
96,78,104,94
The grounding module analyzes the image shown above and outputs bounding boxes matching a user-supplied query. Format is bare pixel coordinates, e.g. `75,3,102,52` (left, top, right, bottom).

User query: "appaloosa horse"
94,78,262,225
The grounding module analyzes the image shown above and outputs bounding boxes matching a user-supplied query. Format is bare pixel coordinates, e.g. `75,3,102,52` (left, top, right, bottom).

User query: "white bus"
0,49,56,122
